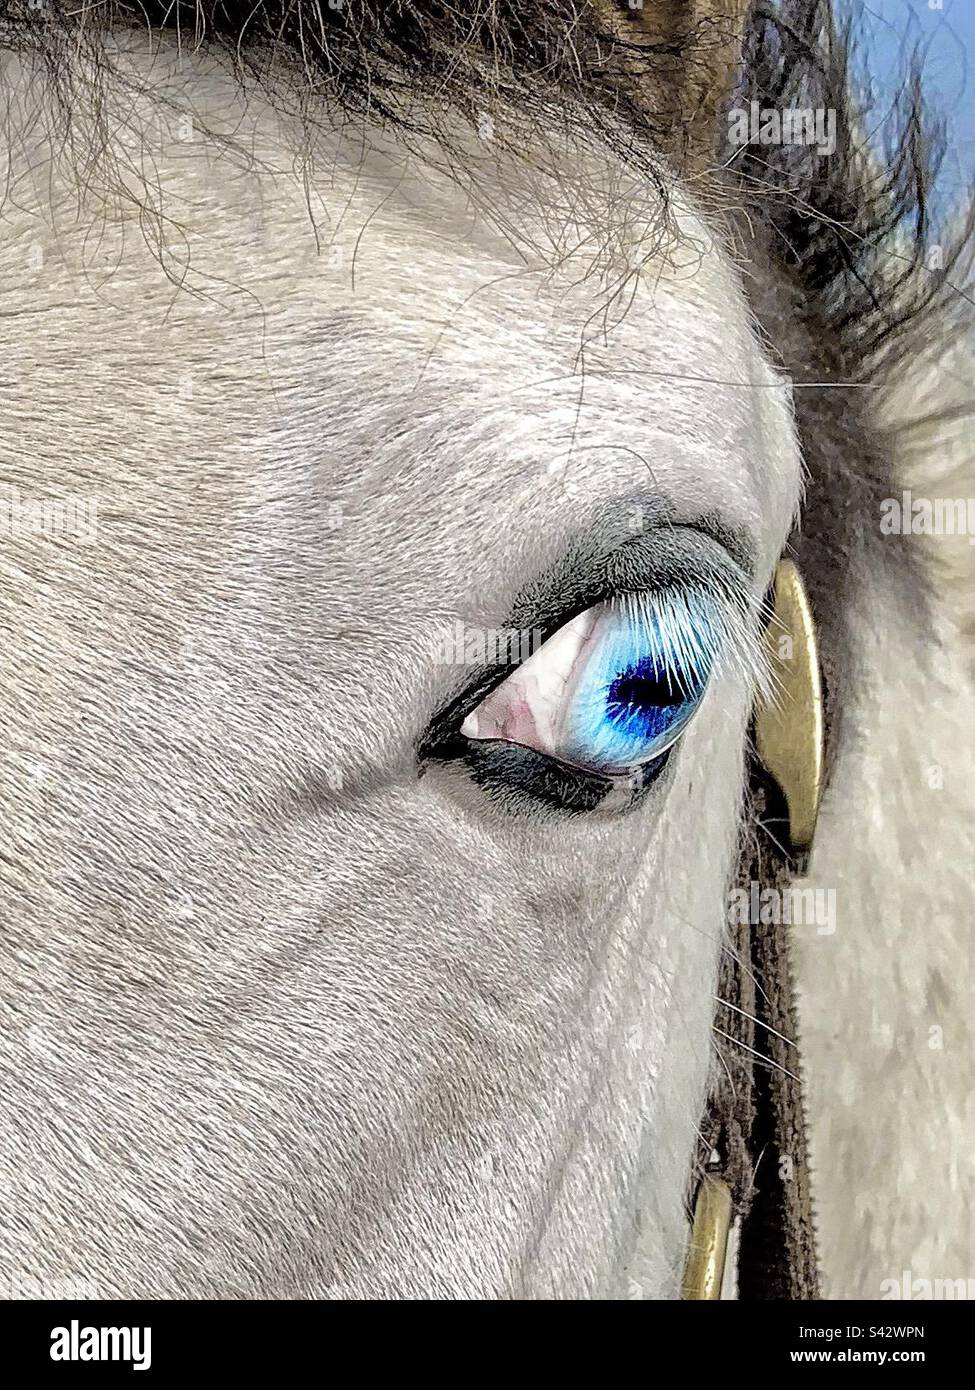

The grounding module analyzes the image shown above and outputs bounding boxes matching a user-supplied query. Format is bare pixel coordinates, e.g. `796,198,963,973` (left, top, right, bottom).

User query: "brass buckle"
681,1175,733,1300
753,557,825,859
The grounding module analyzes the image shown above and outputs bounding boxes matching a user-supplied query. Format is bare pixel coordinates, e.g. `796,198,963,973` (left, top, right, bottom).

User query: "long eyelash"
613,580,773,706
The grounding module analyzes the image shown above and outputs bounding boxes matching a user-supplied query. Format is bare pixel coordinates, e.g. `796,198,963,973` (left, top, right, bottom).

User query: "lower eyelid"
455,738,674,818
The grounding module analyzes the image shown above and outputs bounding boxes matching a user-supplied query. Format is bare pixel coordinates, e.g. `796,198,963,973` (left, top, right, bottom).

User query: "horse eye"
460,589,718,776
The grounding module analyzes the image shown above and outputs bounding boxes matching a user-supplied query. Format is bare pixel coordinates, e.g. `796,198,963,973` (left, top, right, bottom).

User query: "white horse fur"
0,3,971,1299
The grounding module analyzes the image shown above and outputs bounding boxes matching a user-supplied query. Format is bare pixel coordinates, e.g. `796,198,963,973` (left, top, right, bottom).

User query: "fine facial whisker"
712,1027,801,1083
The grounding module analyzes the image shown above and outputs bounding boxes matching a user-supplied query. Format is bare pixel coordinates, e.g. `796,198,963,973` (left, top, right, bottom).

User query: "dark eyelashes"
452,740,673,819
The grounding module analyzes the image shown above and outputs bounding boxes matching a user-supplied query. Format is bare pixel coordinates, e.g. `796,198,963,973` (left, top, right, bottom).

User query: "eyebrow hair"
419,505,763,759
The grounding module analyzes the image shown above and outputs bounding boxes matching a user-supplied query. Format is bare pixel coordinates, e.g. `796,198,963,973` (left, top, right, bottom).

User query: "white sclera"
460,609,599,757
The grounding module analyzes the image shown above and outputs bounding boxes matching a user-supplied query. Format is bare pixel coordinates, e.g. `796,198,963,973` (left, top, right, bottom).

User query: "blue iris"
605,654,692,743
561,595,715,774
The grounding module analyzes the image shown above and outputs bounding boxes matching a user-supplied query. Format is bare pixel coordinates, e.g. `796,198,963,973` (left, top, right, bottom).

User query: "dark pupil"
608,659,687,713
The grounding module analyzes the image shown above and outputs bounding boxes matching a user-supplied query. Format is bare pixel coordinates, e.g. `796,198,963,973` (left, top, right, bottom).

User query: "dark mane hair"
1,0,969,378
735,0,973,379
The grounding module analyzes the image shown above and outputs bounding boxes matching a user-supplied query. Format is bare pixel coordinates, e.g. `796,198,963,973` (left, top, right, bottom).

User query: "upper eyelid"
501,522,757,660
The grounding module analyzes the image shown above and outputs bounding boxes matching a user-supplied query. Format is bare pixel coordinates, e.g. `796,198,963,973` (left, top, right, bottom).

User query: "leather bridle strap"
682,559,825,1300
709,773,821,1299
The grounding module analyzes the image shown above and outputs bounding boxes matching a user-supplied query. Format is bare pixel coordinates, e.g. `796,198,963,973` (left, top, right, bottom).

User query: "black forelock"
1,0,969,383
